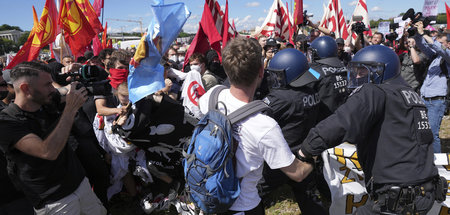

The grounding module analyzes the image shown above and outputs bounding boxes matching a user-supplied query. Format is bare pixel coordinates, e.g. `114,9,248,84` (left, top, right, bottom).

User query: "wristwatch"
296,152,315,164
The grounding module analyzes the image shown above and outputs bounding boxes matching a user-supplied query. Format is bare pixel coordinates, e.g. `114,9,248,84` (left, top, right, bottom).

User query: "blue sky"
0,0,444,34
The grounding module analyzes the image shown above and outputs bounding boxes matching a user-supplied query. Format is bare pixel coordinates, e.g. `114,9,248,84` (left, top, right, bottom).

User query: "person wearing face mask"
336,38,352,66
189,52,220,92
167,48,179,69
414,21,450,153
95,50,131,117
205,49,226,82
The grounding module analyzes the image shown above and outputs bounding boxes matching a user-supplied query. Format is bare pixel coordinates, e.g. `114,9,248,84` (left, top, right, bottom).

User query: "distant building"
0,30,23,43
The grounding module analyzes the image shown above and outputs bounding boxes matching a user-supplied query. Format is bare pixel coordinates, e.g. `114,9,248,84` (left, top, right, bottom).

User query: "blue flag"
128,1,191,103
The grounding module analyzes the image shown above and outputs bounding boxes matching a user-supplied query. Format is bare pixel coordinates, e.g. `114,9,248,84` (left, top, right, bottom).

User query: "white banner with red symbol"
181,70,205,119
323,143,450,215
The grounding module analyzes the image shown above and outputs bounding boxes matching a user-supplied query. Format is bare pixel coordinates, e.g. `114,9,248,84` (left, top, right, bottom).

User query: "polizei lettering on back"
400,89,425,106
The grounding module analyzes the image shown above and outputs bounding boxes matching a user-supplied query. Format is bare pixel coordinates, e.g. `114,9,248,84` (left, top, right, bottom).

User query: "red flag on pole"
75,0,103,33
222,0,230,48
93,35,102,56
102,22,108,49
6,0,58,69
446,3,450,30
59,0,96,57
293,0,303,26
286,2,294,44
93,0,104,17
183,0,223,70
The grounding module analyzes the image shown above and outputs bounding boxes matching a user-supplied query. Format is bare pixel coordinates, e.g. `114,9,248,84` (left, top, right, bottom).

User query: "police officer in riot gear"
309,36,349,119
299,45,446,215
259,48,328,215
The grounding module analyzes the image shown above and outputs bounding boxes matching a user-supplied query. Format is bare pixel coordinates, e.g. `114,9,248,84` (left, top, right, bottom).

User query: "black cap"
264,38,280,50
336,38,345,45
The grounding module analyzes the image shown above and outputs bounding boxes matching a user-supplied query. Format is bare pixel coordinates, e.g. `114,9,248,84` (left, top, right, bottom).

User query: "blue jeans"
423,99,446,153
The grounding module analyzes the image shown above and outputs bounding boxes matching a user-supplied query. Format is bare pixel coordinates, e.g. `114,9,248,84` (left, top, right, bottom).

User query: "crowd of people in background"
0,15,449,215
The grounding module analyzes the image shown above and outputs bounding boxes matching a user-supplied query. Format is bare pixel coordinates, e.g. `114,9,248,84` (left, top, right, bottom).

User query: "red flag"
446,3,450,30
286,2,294,44
93,0,104,17
93,35,102,56
293,0,303,26
59,0,96,57
222,0,230,48
183,24,213,71
75,0,103,33
102,22,108,49
183,0,223,69
6,0,58,69
107,39,112,49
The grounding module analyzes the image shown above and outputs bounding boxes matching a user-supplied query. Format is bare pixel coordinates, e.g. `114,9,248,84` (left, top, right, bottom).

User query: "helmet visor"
264,68,287,90
347,61,385,88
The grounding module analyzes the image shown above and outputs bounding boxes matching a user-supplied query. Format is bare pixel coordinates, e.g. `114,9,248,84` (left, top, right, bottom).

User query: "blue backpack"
183,86,269,214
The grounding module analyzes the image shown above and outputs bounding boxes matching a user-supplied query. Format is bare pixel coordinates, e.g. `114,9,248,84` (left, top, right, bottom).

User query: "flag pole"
101,2,104,26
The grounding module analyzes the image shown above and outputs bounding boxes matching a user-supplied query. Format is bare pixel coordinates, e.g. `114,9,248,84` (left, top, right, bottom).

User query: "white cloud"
182,21,199,33
371,6,382,12
303,4,309,9
349,1,358,6
221,5,225,11
246,2,260,7
258,17,265,22
263,9,268,13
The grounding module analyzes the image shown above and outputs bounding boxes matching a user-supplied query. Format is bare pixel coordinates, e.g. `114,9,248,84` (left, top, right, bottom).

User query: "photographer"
399,36,429,92
0,62,106,214
263,38,280,69
414,21,450,153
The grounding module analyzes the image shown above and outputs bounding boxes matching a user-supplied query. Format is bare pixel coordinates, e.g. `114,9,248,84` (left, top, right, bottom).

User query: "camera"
385,32,398,42
60,65,112,96
351,16,369,35
300,10,313,26
402,8,431,36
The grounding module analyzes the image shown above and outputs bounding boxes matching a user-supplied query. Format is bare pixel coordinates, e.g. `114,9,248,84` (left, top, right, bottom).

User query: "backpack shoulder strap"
228,100,270,125
208,85,228,111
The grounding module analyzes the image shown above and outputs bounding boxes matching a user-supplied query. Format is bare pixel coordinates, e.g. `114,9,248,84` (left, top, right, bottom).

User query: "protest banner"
323,143,450,214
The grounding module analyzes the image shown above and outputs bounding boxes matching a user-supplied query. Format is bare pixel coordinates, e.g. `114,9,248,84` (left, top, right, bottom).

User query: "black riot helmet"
347,45,401,88
266,48,320,89
310,36,338,60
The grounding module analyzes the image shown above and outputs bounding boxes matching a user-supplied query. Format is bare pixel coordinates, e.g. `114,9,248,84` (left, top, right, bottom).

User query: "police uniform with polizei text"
310,57,349,119
300,45,445,215
259,48,329,215
301,82,439,214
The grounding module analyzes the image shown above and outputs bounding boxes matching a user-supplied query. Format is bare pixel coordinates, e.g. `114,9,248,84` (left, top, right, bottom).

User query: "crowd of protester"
0,16,449,215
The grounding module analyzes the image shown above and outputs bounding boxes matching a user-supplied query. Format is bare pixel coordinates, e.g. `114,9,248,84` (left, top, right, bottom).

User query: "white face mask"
190,65,201,72
169,55,178,62
178,56,185,62
344,46,352,53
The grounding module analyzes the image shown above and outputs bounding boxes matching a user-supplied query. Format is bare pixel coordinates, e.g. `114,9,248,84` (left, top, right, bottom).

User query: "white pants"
34,177,107,215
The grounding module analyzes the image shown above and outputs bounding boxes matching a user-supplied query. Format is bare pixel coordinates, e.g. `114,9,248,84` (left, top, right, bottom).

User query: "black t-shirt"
0,103,85,208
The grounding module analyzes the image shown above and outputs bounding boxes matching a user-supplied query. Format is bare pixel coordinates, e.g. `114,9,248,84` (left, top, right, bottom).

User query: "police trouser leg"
289,173,328,215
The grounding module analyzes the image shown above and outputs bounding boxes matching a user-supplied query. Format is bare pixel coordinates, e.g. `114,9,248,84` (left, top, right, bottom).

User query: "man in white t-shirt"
198,37,314,214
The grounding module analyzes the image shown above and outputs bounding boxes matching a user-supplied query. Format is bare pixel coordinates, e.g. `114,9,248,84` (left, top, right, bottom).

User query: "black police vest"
362,84,438,185
310,57,349,117
265,87,321,152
